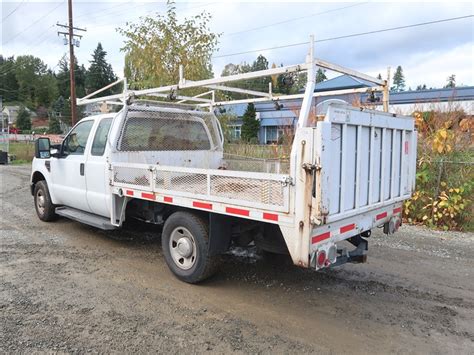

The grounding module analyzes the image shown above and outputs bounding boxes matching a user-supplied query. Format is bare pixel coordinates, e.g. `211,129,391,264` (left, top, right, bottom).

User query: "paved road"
1,165,473,353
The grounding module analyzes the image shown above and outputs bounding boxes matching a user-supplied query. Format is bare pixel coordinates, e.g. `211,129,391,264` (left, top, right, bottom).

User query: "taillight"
317,250,326,268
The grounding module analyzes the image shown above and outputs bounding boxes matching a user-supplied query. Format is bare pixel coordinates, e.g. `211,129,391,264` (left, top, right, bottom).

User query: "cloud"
1,1,473,89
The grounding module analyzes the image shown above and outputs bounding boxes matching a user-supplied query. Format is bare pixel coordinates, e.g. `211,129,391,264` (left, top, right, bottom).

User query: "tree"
48,115,62,134
118,1,219,89
250,55,271,92
316,68,327,83
391,65,405,92
55,56,86,124
377,73,382,80
85,43,118,95
56,55,86,99
445,74,456,88
11,55,58,109
0,55,19,102
416,84,427,91
16,106,32,131
241,103,259,142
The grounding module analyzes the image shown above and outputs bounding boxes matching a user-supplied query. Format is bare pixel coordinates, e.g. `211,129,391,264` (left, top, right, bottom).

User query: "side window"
63,120,94,156
91,118,113,156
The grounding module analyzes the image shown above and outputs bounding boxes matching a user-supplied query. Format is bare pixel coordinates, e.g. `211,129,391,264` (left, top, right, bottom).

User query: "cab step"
55,206,116,230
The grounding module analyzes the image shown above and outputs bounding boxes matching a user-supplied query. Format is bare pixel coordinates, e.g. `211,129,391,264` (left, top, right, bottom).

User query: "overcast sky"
1,0,473,89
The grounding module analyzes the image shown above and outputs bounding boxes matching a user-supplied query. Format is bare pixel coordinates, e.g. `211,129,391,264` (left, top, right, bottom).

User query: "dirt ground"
1,165,473,354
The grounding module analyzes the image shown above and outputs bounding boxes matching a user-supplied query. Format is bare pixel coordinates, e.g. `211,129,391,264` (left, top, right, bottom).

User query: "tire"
162,211,220,283
34,180,57,222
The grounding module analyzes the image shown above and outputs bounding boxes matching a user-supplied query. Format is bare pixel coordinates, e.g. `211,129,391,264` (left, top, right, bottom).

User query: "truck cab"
31,114,115,219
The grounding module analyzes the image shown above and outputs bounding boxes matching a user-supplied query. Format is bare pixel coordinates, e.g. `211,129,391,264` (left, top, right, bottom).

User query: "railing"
111,163,291,212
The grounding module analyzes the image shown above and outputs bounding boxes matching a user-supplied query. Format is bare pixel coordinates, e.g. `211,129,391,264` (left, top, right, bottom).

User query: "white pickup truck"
31,48,417,283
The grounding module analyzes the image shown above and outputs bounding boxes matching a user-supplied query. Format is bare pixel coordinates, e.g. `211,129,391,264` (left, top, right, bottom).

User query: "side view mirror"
35,137,51,159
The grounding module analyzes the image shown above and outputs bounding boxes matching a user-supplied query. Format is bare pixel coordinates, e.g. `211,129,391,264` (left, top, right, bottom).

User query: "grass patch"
10,159,31,165
9,141,35,162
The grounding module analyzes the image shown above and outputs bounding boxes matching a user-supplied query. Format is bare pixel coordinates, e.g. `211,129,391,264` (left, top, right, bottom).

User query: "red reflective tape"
263,213,278,221
164,196,173,203
393,207,402,214
340,223,355,234
126,190,134,196
226,207,249,217
193,201,212,210
141,192,155,200
312,232,331,244
405,141,409,154
376,211,388,220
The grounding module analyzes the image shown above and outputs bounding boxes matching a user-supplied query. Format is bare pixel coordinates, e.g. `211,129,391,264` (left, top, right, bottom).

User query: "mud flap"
208,213,232,256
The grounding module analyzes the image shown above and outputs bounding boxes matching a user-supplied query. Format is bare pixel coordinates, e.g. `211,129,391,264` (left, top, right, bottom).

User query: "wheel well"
31,171,46,195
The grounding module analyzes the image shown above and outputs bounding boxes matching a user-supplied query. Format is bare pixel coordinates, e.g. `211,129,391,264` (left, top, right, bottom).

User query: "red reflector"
340,223,355,234
141,192,155,200
376,212,387,220
263,213,278,221
164,196,173,203
393,207,402,214
312,232,330,244
317,251,326,267
126,190,134,196
193,201,212,210
226,207,250,216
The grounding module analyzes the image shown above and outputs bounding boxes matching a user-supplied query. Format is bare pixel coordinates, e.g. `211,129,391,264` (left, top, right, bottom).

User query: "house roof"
382,86,474,104
313,75,374,92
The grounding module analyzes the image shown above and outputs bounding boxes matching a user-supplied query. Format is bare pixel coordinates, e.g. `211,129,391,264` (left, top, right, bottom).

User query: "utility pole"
57,0,86,126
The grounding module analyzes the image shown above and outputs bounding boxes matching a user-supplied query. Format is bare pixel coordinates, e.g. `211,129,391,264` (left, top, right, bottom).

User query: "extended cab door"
50,119,94,212
85,117,113,217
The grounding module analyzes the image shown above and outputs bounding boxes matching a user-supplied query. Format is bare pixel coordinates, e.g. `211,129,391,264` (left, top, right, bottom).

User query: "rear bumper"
309,202,403,270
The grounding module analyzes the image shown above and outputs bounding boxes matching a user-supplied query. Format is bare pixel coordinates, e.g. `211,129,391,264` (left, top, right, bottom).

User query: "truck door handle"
80,163,85,176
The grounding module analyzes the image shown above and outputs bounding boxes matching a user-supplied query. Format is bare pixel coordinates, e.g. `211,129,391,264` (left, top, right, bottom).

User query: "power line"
224,2,368,37
84,1,218,30
1,0,26,22
3,1,65,46
213,14,474,59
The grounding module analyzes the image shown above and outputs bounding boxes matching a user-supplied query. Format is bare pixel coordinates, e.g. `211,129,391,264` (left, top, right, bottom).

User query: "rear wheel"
162,211,220,283
34,180,57,222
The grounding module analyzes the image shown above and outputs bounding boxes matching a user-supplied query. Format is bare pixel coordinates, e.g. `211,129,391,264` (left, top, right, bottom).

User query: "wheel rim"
169,227,197,270
36,189,45,215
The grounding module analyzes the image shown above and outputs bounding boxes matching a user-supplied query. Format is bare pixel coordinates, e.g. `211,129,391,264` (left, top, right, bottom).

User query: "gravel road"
1,165,473,353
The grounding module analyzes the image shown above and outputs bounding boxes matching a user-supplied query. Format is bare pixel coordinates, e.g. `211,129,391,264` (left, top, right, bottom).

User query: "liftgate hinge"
301,163,321,172
281,176,294,186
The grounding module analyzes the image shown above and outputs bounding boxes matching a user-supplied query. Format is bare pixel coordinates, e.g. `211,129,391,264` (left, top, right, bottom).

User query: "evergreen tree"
241,103,259,142
377,73,382,80
0,55,19,102
445,74,456,88
316,68,327,83
416,84,427,91
85,43,118,95
391,65,405,92
48,115,62,134
250,55,271,92
56,55,87,98
16,106,32,131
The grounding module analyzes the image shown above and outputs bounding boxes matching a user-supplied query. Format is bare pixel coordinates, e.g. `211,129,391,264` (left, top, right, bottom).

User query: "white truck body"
31,42,417,281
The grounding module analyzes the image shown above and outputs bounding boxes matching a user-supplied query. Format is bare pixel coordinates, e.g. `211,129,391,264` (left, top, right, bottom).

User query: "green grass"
9,141,35,162
10,159,31,165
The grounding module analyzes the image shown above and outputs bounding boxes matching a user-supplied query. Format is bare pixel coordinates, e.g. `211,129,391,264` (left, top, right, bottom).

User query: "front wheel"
162,211,220,283
34,180,57,222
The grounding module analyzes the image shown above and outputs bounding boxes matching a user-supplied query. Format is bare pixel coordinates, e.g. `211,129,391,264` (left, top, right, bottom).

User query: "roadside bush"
404,108,473,231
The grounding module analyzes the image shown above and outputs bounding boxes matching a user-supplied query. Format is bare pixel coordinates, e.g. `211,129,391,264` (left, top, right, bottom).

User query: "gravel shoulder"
1,165,473,353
